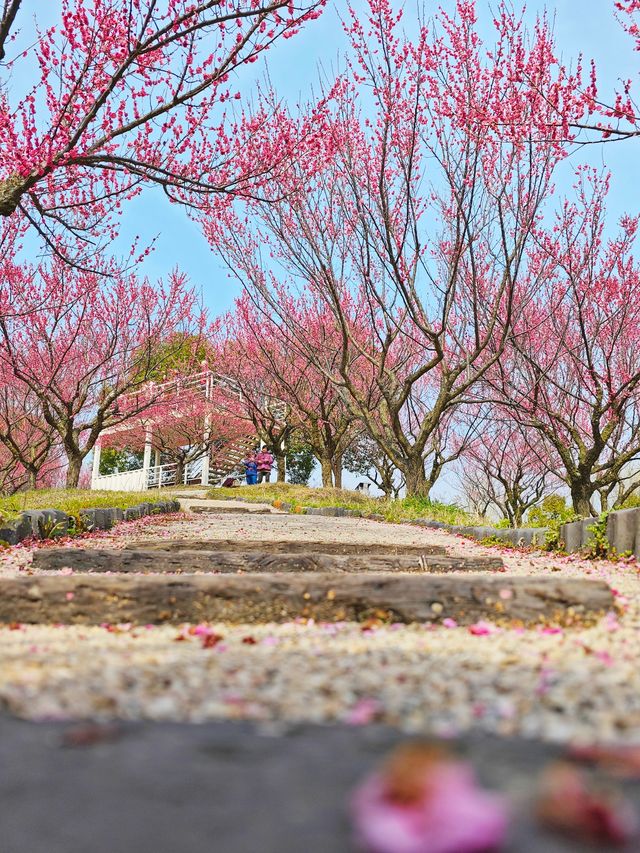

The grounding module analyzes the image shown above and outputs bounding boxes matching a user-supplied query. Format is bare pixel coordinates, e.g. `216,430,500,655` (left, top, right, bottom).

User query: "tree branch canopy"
0,0,324,258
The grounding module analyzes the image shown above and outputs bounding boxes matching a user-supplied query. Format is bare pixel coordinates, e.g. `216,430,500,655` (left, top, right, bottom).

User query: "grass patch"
209,483,482,526
0,488,178,522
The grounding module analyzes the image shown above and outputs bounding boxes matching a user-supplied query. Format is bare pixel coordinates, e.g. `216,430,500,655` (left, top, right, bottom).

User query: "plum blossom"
350,743,508,853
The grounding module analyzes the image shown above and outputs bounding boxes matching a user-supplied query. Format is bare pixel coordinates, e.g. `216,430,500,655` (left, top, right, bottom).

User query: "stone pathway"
0,501,633,740
1,497,640,850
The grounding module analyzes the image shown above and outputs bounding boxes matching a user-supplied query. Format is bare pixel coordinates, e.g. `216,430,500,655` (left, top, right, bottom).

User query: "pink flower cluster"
350,744,507,853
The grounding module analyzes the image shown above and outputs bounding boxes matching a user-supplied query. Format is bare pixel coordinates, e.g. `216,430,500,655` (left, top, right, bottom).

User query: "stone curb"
560,507,640,557
0,499,181,546
407,520,550,550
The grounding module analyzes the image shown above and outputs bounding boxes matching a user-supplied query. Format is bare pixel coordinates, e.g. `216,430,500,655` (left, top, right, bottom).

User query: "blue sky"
62,0,639,319
15,1,639,316
92,0,640,494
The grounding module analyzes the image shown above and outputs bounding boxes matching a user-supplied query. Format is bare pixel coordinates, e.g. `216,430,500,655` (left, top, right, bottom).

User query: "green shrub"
285,444,315,486
620,493,640,509
584,512,610,559
480,534,515,549
526,494,575,528
526,494,577,550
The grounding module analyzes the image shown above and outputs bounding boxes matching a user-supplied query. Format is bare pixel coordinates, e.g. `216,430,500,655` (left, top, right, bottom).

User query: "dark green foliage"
131,333,214,383
584,512,610,559
286,444,315,486
99,447,144,476
527,494,576,528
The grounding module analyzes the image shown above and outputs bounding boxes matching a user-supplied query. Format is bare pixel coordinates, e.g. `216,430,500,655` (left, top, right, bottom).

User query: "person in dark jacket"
243,452,258,486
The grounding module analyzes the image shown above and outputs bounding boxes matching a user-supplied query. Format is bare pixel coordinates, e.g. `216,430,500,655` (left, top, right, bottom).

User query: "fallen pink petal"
468,621,499,636
350,743,508,853
347,698,383,726
536,762,639,845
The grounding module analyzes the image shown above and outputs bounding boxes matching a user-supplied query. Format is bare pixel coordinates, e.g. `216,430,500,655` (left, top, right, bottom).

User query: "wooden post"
142,428,152,489
201,413,211,486
90,440,102,489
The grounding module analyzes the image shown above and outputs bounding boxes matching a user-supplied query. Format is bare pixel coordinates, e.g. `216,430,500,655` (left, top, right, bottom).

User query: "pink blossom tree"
215,292,357,487
0,0,324,264
0,372,64,491
0,257,201,487
207,0,575,496
570,1,640,143
458,417,556,526
492,169,640,517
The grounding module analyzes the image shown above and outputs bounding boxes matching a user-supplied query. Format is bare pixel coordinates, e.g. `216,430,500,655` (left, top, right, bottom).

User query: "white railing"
94,458,207,492
146,458,206,488
146,463,179,489
92,441,277,492
90,367,286,492
91,468,147,492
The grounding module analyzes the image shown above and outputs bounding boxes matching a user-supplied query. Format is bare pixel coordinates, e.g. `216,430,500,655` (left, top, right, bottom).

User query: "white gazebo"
91,369,247,491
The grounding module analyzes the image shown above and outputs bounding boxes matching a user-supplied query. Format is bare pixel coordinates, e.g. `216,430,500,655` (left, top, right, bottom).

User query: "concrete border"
560,507,640,556
0,499,181,546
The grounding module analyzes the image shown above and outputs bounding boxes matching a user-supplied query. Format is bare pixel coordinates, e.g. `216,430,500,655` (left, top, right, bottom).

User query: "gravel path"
1,502,639,744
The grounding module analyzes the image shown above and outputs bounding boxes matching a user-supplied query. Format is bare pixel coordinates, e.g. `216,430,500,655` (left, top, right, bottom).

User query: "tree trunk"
599,488,613,513
374,460,397,499
65,453,84,489
332,455,343,489
275,450,286,483
320,457,333,488
403,458,430,498
570,479,595,518
175,459,185,487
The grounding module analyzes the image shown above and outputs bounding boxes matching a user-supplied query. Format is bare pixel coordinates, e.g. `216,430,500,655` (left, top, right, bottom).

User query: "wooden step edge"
0,573,613,627
32,548,503,574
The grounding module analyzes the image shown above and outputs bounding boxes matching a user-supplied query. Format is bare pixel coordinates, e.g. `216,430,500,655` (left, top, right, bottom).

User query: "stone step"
189,505,272,514
33,548,498,574
124,539,447,556
1,573,612,626
0,716,630,853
